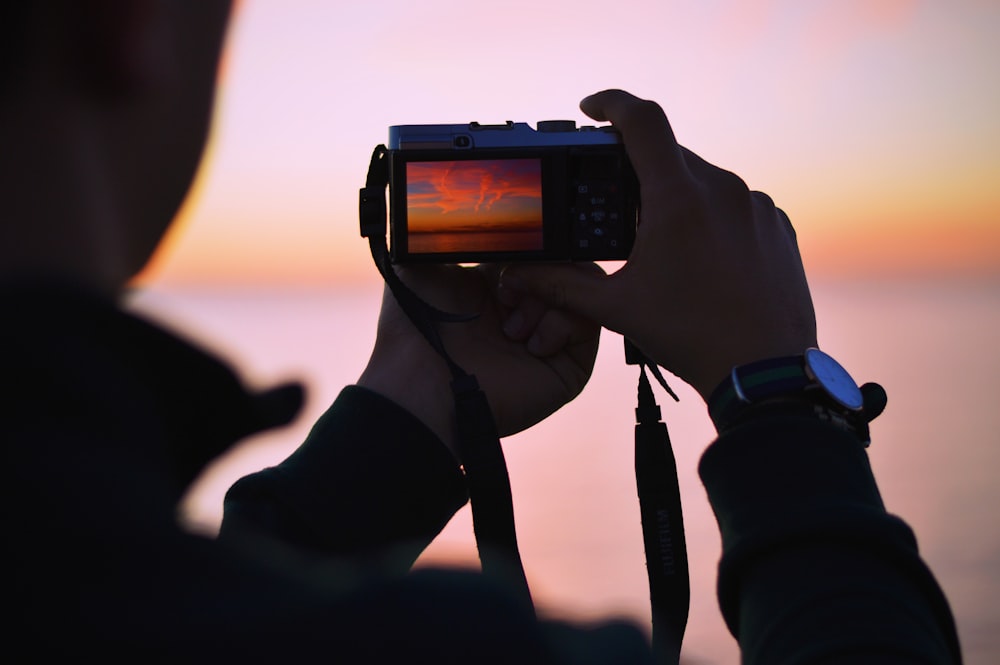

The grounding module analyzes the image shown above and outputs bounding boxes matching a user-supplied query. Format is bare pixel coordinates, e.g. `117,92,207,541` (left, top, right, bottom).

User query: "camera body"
387,120,638,263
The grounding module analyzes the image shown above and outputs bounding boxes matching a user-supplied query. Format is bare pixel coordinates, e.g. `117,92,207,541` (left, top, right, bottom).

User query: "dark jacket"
5,284,961,663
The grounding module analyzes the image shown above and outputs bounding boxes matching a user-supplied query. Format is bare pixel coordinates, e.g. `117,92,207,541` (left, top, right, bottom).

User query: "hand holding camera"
360,88,817,442
358,115,638,452
358,263,600,457
500,89,818,401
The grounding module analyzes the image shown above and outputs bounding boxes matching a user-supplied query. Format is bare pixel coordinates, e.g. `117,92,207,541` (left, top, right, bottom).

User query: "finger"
478,263,519,308
579,89,688,192
501,294,548,342
499,262,618,331
525,308,600,361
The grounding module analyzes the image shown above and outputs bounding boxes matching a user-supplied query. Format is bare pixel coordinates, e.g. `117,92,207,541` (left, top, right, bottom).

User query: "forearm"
220,386,468,572
699,415,962,664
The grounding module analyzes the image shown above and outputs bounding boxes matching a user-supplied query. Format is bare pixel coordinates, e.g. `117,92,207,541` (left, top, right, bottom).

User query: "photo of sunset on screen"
405,158,544,254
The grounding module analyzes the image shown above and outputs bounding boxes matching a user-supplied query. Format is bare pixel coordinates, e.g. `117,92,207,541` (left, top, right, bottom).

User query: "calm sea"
129,278,1000,665
408,229,544,254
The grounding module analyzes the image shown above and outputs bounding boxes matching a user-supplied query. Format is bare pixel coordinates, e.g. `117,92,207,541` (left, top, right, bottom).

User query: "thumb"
499,262,615,326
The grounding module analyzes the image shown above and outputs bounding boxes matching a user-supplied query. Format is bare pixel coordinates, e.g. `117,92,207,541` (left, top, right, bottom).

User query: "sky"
143,0,1000,287
406,159,543,233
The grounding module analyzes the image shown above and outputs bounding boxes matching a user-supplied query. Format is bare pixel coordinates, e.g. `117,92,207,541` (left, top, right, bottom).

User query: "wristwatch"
707,348,873,445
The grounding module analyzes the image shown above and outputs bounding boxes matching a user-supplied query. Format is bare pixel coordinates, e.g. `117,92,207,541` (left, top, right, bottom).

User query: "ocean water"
129,278,1000,664
407,229,544,254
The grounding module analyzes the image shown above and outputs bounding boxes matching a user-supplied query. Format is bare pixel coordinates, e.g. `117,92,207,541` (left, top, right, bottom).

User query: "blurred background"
144,0,999,287
128,2,999,663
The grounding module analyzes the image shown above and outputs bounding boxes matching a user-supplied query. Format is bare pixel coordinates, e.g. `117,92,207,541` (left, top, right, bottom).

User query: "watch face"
805,348,864,410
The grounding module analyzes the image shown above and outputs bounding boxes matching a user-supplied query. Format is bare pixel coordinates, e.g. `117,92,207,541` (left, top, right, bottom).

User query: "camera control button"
537,120,577,133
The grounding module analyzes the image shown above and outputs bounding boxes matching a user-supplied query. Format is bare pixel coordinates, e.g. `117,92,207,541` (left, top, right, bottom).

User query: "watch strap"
707,352,874,446
708,354,810,429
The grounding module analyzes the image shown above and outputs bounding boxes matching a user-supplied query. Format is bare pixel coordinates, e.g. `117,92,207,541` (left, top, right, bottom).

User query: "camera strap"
360,145,534,612
626,341,689,665
360,145,690,663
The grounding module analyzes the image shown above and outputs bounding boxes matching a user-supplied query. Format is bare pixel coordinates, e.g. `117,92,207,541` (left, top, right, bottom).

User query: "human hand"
500,89,817,401
357,263,600,457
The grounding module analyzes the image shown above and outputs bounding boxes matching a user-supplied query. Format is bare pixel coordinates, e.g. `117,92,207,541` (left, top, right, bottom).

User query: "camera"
385,120,638,263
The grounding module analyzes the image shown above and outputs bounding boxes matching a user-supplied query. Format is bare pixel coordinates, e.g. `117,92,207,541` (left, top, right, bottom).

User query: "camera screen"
405,158,544,254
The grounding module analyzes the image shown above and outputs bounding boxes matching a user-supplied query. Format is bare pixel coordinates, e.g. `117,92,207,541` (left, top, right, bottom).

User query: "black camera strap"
360,145,534,612
626,341,689,665
359,145,690,663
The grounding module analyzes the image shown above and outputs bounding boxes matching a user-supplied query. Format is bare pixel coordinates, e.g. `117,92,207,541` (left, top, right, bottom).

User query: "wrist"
357,339,459,458
706,349,881,446
689,339,819,402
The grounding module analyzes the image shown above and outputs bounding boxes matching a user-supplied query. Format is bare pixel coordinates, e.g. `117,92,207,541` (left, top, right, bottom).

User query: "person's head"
0,1,233,294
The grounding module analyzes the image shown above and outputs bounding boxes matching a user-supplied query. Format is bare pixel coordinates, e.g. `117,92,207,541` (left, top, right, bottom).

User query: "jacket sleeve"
220,385,469,572
699,413,963,664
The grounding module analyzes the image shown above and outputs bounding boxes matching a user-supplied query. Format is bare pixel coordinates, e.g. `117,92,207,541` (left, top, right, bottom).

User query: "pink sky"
142,0,1000,286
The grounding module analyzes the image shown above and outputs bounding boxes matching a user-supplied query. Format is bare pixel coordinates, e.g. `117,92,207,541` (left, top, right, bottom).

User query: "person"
2,2,962,664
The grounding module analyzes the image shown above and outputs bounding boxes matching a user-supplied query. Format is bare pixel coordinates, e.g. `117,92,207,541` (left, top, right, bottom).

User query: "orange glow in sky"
140,0,1000,287
403,159,544,254
406,159,543,232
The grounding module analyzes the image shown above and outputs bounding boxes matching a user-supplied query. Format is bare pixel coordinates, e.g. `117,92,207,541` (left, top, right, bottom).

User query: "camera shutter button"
537,120,577,132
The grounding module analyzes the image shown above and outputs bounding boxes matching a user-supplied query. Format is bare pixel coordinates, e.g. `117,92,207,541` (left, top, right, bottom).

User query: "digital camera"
386,120,638,263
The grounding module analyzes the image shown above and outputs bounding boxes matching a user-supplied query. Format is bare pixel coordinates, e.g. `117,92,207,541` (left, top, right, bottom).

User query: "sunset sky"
406,159,543,233
144,0,1000,287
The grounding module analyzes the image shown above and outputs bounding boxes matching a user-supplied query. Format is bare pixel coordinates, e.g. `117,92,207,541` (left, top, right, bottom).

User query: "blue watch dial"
804,348,864,410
